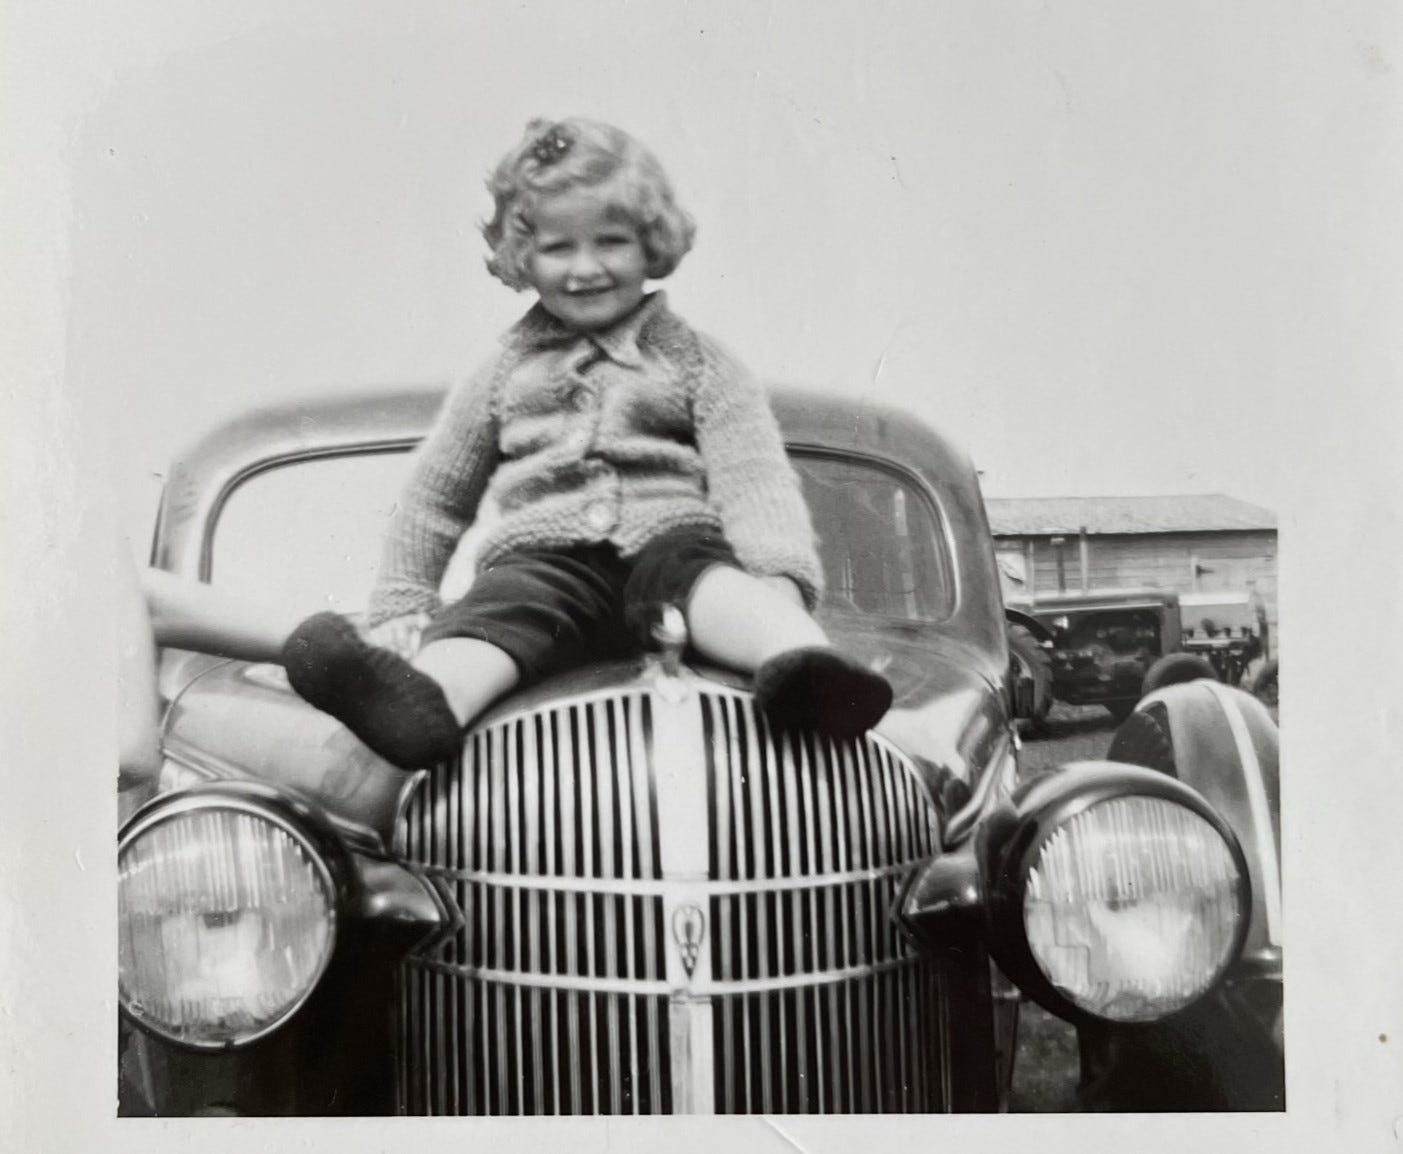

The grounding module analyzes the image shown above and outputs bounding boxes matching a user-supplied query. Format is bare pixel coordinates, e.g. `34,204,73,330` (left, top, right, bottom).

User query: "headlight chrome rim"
1022,794,1245,1022
118,787,346,1051
987,765,1252,1027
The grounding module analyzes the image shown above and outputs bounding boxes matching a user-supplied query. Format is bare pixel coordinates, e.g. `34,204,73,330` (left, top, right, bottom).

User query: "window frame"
201,440,960,626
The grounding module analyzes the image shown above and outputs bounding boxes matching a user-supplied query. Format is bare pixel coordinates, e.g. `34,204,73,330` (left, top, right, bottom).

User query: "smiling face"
525,188,649,332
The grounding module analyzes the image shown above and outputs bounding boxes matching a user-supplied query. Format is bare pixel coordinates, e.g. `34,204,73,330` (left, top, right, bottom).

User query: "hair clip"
530,127,572,166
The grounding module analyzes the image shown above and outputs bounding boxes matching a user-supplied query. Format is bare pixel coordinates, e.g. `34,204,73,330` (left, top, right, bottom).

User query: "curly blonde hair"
483,117,697,290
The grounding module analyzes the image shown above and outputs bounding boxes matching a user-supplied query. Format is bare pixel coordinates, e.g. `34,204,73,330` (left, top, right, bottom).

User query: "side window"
209,449,480,615
793,454,954,622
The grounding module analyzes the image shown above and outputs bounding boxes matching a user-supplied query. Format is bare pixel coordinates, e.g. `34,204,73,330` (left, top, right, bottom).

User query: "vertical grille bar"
555,710,581,1114
628,698,657,885
705,696,736,1114
863,740,888,868
613,698,640,1113
577,706,599,1113
723,698,752,1111
522,718,545,1113
903,751,928,857
847,743,873,972
887,748,906,860
839,973,855,1112
770,729,791,1093
779,731,808,1113
505,721,525,1113
896,746,918,858
468,740,485,1110
449,754,463,1114
836,743,859,1112
875,744,899,867
796,734,824,1113
592,701,622,1115
853,743,877,965
812,735,841,1108
831,739,855,990
627,698,663,1113
540,712,560,1114
738,701,774,1112
487,727,506,1115
852,744,879,1112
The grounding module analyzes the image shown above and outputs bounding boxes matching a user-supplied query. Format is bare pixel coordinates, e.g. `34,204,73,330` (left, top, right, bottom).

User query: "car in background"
118,385,1283,1115
1178,589,1273,690
1006,588,1181,722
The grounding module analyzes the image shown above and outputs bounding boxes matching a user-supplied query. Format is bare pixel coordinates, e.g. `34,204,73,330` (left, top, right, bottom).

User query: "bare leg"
412,637,520,727
686,565,892,738
685,565,828,672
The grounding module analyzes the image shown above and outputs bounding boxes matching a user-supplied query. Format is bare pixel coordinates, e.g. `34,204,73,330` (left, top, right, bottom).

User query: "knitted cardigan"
364,293,823,626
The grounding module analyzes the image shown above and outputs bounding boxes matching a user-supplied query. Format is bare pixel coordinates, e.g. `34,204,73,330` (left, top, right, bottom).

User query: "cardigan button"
568,385,593,411
585,500,615,533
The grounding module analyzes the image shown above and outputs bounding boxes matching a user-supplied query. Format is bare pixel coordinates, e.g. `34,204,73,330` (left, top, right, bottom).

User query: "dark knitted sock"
282,612,461,770
754,646,894,740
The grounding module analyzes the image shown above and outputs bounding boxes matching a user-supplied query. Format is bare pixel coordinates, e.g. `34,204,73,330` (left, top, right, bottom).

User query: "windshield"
209,448,954,624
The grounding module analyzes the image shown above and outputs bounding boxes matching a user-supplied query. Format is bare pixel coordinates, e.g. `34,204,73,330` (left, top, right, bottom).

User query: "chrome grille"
713,965,947,1113
394,682,948,1114
701,690,945,1113
396,693,671,1115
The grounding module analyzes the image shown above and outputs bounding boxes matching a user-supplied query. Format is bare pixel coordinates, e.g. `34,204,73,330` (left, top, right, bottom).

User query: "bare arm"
141,568,302,663
118,549,161,785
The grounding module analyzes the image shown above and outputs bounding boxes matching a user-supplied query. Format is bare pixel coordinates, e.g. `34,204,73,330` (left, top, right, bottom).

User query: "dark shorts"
419,526,740,683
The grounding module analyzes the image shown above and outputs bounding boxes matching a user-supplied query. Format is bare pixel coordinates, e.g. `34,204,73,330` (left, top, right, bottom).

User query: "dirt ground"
1006,702,1122,1112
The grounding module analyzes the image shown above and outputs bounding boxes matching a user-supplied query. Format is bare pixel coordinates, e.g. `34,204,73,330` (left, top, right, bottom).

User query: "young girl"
282,117,892,769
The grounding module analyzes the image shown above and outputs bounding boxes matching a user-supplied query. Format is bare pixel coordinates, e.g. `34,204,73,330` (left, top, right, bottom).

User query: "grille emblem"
672,904,706,978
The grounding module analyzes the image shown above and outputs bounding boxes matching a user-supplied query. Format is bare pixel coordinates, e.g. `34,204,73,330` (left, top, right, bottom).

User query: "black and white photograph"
3,0,1401,1148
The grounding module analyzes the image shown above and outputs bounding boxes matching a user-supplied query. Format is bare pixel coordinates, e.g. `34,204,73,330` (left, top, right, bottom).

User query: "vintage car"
1005,588,1182,722
1178,590,1272,689
119,386,1282,1115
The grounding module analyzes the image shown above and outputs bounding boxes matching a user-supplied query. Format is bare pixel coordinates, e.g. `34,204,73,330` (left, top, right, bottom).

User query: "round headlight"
118,797,338,1048
1022,795,1244,1022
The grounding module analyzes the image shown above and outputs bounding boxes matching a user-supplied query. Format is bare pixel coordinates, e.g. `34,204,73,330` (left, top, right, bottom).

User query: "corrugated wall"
995,529,1279,634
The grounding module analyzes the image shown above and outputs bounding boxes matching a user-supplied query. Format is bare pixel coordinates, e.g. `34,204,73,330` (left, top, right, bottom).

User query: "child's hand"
362,612,432,659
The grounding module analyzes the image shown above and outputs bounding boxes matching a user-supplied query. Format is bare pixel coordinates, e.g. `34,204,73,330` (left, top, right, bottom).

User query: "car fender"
1108,681,1281,956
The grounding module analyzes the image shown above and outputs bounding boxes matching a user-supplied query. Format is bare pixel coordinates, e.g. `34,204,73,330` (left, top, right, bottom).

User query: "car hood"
158,620,1006,849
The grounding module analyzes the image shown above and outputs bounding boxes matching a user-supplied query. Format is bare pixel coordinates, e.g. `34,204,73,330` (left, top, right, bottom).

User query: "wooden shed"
986,494,1279,632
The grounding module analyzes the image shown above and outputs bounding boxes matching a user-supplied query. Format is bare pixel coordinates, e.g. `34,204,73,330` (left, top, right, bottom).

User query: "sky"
51,1,1395,543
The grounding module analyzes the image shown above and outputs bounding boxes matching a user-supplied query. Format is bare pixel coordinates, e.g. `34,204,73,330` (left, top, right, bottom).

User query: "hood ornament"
650,604,689,683
672,903,706,979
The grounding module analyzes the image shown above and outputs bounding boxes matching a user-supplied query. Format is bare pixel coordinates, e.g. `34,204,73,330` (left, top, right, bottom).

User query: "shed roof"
986,494,1277,536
